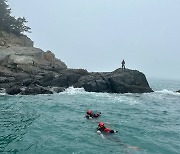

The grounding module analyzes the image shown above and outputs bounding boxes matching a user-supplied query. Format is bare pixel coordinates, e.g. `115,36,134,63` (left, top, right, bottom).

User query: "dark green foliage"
0,0,31,35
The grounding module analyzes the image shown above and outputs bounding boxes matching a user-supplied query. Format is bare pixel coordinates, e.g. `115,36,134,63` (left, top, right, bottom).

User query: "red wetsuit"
97,126,116,133
86,112,101,119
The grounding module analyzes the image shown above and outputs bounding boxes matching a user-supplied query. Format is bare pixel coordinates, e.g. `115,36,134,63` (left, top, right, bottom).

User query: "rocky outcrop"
0,31,153,95
6,85,53,95
6,86,21,95
0,64,153,95
30,68,153,94
20,86,53,95
0,31,33,47
44,50,67,69
44,50,56,67
74,69,153,93
0,32,67,71
0,46,67,71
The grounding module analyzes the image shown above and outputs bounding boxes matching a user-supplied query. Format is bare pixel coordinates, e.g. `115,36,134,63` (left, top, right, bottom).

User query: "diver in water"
86,109,101,119
97,122,140,150
97,122,118,133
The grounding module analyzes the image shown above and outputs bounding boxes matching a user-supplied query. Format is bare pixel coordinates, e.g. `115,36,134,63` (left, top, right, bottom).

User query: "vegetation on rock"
0,0,31,35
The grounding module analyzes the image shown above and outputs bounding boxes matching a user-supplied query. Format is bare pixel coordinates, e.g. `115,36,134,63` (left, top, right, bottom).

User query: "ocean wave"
59,87,141,105
62,86,86,94
154,89,180,96
0,88,6,95
0,92,6,95
60,86,111,97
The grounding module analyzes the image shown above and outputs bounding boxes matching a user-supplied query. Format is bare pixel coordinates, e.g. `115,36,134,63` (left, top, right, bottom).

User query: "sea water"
0,78,180,154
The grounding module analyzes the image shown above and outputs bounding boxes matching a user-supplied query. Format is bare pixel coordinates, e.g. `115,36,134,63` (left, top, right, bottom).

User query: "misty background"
8,0,180,80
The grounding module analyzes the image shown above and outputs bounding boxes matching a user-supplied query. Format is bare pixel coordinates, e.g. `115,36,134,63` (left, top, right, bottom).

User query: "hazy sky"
8,0,180,80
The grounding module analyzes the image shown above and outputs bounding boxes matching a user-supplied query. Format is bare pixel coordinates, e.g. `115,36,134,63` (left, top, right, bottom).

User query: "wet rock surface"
0,31,153,95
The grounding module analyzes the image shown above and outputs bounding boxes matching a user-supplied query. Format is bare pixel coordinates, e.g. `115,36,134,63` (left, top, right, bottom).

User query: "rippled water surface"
0,79,180,154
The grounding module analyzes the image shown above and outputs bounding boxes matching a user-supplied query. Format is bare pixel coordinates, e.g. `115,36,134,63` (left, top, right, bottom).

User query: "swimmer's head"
87,109,92,115
99,122,104,127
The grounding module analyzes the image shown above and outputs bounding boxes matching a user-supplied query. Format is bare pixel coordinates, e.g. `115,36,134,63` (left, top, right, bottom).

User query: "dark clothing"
121,60,125,70
86,112,101,119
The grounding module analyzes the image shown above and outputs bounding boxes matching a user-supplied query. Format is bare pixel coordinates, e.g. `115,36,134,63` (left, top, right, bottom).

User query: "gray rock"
53,87,65,93
0,46,67,71
0,32,153,95
0,31,33,47
40,69,88,88
0,64,153,94
21,86,53,95
6,87,21,95
0,77,8,83
76,74,110,92
75,69,153,93
0,31,67,72
22,78,33,86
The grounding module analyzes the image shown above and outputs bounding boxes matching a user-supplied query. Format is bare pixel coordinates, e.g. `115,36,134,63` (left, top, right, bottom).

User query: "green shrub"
0,0,31,35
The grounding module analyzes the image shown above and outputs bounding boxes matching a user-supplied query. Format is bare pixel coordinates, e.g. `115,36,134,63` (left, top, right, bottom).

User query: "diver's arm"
110,130,118,133
104,128,118,133
93,112,101,117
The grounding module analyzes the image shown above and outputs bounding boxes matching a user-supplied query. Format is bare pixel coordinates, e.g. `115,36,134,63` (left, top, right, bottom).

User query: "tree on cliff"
0,0,31,35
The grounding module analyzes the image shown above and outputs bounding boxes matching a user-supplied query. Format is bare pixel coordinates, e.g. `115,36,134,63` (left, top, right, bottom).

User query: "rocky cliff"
0,31,33,47
0,31,67,72
0,31,153,95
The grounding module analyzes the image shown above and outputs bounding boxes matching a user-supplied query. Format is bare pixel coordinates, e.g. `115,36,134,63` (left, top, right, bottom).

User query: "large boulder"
0,75,17,89
0,31,67,72
6,87,21,95
40,69,89,88
52,87,65,93
108,69,153,93
44,50,67,69
76,74,110,92
75,69,153,93
0,46,67,71
21,86,53,95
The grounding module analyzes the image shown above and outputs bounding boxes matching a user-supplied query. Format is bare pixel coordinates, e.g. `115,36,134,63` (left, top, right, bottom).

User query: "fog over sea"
0,78,180,154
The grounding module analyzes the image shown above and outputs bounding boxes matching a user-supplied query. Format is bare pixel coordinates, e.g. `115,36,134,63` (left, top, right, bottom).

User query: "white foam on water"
0,92,6,95
93,92,112,99
0,88,6,95
98,92,140,105
62,86,86,94
155,89,180,96
89,91,141,105
118,96,140,105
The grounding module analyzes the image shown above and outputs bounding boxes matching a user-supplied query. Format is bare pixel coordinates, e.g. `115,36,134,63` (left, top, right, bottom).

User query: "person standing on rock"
121,59,125,70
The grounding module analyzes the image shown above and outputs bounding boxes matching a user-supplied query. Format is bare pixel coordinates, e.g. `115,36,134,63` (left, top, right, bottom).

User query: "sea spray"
0,79,180,154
